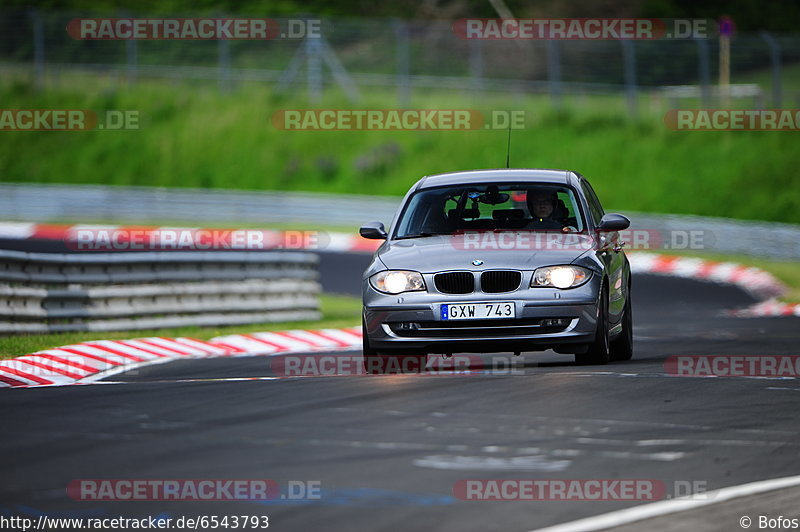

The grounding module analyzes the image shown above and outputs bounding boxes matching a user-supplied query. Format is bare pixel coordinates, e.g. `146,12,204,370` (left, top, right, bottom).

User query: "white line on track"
78,357,178,383
531,474,800,532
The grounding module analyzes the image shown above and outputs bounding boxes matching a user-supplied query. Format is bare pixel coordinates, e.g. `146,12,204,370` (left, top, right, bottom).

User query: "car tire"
575,285,610,365
610,287,633,361
362,316,383,374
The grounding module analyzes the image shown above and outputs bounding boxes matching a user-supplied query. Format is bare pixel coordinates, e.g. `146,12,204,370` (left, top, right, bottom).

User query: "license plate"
441,302,515,320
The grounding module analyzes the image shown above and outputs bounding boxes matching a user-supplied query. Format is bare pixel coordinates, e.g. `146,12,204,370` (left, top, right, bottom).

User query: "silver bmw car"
360,169,632,373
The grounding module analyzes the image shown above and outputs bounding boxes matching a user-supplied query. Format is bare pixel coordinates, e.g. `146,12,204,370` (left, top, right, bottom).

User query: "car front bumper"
363,274,601,354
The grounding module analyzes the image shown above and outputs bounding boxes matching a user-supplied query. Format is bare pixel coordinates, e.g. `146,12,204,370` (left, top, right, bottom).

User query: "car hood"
378,233,594,272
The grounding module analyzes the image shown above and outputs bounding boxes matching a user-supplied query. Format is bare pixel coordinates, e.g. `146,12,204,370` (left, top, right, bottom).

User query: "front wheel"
610,288,633,361
575,287,610,365
362,316,383,374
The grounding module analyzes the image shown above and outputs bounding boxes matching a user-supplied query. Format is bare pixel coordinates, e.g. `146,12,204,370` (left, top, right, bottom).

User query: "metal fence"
0,248,321,333
2,183,800,261
2,10,800,109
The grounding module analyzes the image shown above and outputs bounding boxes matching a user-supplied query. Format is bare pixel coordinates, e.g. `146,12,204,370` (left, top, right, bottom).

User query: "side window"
580,181,604,225
556,191,574,217
585,182,606,215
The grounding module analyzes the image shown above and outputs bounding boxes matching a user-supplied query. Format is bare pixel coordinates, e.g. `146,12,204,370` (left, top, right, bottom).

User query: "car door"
581,180,627,325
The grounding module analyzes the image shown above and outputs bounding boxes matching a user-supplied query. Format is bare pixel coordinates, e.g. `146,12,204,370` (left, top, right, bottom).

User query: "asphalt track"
2,247,800,531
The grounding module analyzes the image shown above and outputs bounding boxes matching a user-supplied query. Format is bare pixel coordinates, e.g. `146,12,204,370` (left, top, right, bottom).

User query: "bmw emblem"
472,259,484,266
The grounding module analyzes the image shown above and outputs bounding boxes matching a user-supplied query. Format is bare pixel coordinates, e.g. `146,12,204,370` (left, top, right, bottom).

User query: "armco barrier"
0,250,321,333
2,183,800,260
0,183,400,227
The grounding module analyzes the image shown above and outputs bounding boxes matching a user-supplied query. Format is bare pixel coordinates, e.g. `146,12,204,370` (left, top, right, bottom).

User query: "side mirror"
596,213,630,232
359,221,388,240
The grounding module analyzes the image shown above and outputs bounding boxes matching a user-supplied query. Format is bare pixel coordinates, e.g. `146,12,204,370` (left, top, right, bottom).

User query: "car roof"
416,169,580,189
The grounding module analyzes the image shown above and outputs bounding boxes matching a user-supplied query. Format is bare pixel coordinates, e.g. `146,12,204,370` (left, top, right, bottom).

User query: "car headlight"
370,270,426,294
531,266,591,289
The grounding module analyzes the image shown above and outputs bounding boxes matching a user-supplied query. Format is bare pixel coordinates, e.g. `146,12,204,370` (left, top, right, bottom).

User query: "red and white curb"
728,299,800,318
0,327,362,389
211,328,363,355
627,252,787,300
628,252,794,318
0,221,377,254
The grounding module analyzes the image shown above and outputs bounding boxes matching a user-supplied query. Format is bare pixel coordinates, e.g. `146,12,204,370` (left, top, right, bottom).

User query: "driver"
526,189,564,230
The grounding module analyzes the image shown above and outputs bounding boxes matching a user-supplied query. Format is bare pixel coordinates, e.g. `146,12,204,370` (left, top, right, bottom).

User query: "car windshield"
394,183,585,239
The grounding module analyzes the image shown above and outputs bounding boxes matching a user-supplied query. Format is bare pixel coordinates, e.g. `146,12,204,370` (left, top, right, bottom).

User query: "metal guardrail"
2,183,800,260
624,212,800,261
0,249,321,333
0,183,400,227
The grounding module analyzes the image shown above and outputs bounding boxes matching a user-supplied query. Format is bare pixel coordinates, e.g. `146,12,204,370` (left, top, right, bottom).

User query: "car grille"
434,272,474,294
480,270,521,293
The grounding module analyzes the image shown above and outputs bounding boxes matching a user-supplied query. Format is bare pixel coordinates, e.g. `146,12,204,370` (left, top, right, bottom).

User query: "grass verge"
2,65,800,224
